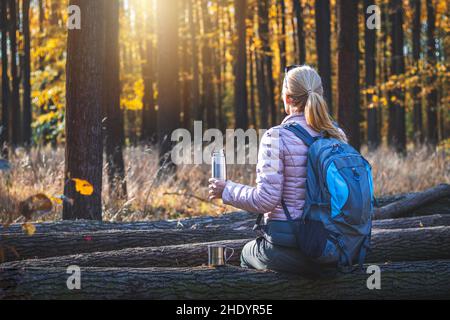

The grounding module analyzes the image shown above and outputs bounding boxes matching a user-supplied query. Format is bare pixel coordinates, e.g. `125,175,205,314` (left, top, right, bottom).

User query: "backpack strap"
254,123,315,231
281,199,301,248
254,123,317,231
358,234,371,270
328,234,355,273
283,123,316,147
253,214,264,231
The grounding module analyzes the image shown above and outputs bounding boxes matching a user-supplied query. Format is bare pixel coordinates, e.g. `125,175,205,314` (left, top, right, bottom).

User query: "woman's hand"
208,178,226,201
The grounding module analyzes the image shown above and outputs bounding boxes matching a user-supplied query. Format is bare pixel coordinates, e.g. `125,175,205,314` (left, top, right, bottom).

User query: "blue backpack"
282,123,374,271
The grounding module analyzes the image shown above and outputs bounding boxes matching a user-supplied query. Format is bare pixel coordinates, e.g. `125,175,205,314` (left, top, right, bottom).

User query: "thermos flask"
211,149,227,180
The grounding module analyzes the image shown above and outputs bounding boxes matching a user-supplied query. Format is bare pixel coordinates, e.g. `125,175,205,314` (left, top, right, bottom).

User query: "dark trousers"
240,236,320,275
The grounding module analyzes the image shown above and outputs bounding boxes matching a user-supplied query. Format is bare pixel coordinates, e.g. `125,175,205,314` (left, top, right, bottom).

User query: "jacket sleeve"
222,128,284,214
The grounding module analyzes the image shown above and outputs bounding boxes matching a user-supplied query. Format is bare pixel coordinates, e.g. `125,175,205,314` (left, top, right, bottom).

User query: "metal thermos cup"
211,150,227,180
208,245,234,267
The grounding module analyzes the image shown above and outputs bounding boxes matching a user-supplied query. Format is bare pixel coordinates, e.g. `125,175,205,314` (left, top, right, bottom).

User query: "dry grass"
0,144,448,223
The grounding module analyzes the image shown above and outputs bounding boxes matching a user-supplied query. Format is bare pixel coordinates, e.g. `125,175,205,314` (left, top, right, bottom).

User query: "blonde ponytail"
284,65,347,142
305,92,347,142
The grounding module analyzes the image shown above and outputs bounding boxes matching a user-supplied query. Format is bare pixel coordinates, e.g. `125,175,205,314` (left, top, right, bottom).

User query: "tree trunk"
380,3,389,144
3,223,450,264
364,0,378,150
0,229,255,262
4,226,450,269
257,0,276,127
156,0,180,161
234,0,248,130
2,260,450,299
50,0,59,26
372,214,450,230
3,185,450,234
1,211,255,234
256,48,269,129
9,0,20,146
388,0,406,153
0,0,9,156
22,0,32,146
426,0,438,145
337,0,360,150
293,0,306,65
314,0,332,113
37,0,45,71
103,0,127,200
411,0,423,144
218,3,228,131
4,210,450,235
248,37,257,128
181,1,192,131
374,184,450,220
278,0,287,71
140,8,157,144
188,0,203,121
188,0,201,123
201,0,216,129
38,0,44,32
63,0,106,221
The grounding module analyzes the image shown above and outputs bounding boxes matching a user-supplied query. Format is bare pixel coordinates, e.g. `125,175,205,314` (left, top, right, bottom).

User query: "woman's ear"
285,94,293,106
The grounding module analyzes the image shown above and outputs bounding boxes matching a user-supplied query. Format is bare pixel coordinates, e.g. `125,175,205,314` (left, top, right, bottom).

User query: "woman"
208,65,347,274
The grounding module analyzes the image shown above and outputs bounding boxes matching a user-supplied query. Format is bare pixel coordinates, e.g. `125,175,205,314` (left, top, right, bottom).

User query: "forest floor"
0,144,449,224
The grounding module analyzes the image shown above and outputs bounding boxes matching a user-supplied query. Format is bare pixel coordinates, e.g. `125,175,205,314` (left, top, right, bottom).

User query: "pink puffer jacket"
222,113,319,223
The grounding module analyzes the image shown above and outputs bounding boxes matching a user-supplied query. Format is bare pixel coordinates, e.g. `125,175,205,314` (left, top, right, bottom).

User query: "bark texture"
64,0,106,220
1,261,450,299
374,184,450,220
3,226,450,266
104,0,127,200
22,0,32,145
3,208,450,235
337,0,360,149
0,229,254,262
314,0,332,112
0,0,9,153
233,0,248,129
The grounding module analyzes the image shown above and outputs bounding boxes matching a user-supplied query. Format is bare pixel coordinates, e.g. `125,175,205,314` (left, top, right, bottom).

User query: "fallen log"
2,186,449,234
1,260,450,299
3,226,450,268
374,184,450,220
3,210,450,237
372,214,450,229
0,239,248,268
0,211,254,234
0,229,254,262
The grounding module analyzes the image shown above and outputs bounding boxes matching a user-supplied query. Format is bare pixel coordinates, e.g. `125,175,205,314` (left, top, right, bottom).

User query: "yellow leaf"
72,179,94,196
22,222,36,236
50,196,63,205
